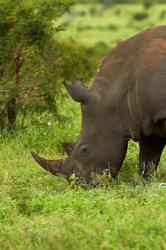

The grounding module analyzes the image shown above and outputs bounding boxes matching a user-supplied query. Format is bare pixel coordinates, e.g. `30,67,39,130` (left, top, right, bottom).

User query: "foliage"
0,0,94,131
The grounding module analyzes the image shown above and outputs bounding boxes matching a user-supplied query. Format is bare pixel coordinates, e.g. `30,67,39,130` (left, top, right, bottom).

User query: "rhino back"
90,25,166,138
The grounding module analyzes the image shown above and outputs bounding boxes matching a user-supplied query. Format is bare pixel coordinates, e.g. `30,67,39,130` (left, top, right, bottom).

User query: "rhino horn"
31,151,64,176
63,78,90,104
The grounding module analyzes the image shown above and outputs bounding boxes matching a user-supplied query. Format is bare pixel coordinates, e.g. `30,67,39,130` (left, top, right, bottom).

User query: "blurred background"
58,0,166,61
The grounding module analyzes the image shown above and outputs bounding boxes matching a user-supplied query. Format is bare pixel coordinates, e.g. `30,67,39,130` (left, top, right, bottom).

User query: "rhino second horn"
63,79,90,104
31,151,63,175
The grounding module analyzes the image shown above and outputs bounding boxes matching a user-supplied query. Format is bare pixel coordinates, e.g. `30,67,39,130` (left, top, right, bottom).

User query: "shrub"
0,0,94,131
133,12,149,21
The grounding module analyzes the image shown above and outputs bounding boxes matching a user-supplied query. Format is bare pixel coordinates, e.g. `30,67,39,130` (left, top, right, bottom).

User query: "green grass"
57,3,166,47
0,97,166,250
1,3,166,250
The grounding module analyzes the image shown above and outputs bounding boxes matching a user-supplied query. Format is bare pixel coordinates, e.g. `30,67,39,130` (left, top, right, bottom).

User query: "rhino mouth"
31,151,112,186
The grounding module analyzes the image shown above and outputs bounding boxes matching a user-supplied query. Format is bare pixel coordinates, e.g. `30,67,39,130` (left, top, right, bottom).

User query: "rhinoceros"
32,26,166,181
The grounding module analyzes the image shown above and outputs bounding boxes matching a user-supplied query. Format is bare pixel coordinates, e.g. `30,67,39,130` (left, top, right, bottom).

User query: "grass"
0,97,166,250
1,183,166,250
1,3,166,250
57,3,166,47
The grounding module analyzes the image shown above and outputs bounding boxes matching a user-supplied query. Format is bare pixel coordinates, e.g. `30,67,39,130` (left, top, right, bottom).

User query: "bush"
133,12,149,21
0,0,94,131
85,42,109,64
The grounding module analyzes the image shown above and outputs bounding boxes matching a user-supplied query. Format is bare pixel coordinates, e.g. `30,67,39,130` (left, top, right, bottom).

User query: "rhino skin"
32,25,166,181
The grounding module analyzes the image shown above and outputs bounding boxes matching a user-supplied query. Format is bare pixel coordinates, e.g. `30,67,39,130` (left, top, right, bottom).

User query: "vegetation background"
0,0,166,249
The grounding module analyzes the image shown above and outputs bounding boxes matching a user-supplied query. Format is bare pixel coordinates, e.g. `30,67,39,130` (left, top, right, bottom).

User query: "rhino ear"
63,78,89,104
62,141,75,156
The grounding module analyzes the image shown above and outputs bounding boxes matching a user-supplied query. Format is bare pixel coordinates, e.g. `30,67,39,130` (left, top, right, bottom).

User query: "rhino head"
32,78,126,182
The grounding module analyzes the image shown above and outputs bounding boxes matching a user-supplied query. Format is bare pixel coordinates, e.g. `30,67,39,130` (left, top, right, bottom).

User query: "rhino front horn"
31,151,64,176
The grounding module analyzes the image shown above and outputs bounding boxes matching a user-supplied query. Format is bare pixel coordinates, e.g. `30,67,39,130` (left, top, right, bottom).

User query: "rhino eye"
82,146,88,153
79,144,88,154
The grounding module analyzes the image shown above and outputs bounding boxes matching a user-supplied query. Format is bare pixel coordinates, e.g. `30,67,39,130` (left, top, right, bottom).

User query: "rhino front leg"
109,139,128,178
139,136,165,179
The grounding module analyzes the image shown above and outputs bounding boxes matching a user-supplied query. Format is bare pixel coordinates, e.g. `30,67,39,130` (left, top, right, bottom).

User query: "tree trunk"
7,45,24,130
7,98,17,130
0,109,6,131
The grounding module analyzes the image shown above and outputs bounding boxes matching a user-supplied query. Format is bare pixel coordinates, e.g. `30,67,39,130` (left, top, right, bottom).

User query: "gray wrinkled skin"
32,26,166,182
